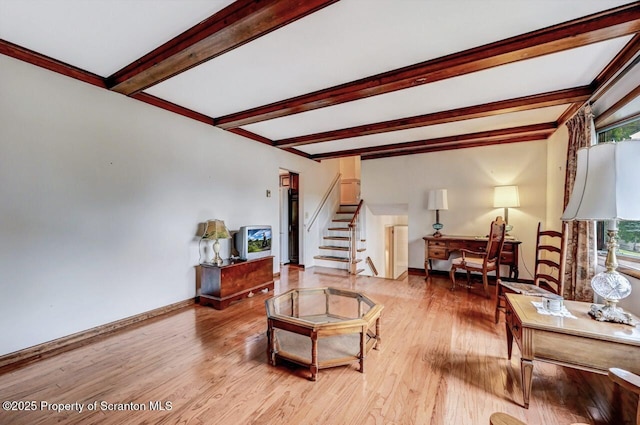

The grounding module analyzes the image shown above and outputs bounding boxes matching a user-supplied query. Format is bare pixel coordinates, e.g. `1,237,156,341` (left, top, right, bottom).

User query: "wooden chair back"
533,222,568,296
450,216,506,298
486,216,506,263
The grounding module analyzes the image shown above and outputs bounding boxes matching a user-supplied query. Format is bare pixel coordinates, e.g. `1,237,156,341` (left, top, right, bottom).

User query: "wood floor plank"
0,266,636,424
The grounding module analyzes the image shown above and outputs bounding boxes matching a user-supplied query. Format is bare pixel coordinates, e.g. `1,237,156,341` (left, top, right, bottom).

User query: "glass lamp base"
213,239,223,266
432,222,443,238
588,302,635,326
588,270,634,325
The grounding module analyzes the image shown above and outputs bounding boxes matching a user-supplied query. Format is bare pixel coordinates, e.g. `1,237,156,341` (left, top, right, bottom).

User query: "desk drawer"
448,241,466,250
505,304,522,342
500,252,514,264
429,248,448,260
428,240,447,248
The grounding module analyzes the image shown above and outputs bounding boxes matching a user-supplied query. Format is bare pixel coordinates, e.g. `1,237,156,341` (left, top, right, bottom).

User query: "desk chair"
610,368,640,425
494,222,567,323
450,216,506,298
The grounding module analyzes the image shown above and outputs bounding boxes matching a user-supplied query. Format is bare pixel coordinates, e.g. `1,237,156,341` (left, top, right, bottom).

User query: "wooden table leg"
359,328,365,373
374,317,381,350
424,259,431,279
267,320,276,366
310,332,318,381
520,358,533,409
505,321,513,360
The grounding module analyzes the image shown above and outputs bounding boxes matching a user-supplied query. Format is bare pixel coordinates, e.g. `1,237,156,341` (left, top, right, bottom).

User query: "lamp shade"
493,185,520,208
561,141,640,221
203,219,231,240
427,189,448,210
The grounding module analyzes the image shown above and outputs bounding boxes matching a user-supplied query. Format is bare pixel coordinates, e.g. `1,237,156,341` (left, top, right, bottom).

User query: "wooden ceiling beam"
310,123,556,161
107,0,338,95
216,3,640,129
553,34,640,125
557,102,585,127
0,39,105,88
595,83,640,128
358,134,549,161
592,33,640,95
273,87,590,148
224,128,309,158
131,92,214,125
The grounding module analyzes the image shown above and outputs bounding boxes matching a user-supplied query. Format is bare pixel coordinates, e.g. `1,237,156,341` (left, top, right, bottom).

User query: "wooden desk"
505,293,640,408
423,235,521,279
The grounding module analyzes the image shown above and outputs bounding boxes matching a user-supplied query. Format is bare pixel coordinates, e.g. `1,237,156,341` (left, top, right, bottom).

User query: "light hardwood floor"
0,267,636,425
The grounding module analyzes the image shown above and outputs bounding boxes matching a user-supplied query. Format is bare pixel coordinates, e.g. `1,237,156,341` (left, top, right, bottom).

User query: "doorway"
385,224,408,279
279,169,299,265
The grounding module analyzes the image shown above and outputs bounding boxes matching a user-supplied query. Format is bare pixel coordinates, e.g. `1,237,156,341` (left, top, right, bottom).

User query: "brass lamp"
561,140,640,325
427,189,448,237
203,219,231,266
493,185,520,234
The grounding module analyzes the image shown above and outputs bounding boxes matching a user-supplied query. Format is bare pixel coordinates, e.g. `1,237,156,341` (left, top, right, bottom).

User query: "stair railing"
307,173,341,233
366,256,378,276
348,200,364,274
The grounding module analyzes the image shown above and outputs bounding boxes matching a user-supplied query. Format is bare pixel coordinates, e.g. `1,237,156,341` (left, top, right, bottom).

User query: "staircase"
314,201,366,274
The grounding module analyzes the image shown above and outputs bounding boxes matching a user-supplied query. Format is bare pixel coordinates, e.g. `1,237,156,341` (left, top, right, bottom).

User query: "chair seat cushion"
451,256,495,270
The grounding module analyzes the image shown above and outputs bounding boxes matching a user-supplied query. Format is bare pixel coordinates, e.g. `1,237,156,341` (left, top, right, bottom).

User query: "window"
596,117,640,276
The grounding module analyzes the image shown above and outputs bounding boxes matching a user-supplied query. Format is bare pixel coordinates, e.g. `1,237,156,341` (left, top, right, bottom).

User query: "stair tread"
328,227,350,231
319,245,349,251
314,255,349,262
324,236,349,241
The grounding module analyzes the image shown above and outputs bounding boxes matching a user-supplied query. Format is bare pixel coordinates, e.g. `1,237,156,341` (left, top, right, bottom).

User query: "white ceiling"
1,0,639,160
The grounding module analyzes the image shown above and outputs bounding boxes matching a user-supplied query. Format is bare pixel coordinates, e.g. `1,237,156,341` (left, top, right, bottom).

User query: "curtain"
562,105,597,301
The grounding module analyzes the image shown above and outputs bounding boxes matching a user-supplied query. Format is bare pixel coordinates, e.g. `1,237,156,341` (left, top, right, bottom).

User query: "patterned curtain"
562,105,597,301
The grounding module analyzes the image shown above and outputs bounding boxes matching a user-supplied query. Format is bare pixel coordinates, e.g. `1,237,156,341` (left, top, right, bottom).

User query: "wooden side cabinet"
198,256,274,310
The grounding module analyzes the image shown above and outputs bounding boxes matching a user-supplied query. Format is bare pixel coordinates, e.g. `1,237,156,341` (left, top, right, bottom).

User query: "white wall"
0,55,339,355
362,141,548,280
546,125,569,230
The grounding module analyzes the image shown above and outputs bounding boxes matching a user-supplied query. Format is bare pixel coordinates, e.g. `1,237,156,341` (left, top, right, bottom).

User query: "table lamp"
203,219,231,266
427,189,448,237
561,140,639,325
493,185,520,234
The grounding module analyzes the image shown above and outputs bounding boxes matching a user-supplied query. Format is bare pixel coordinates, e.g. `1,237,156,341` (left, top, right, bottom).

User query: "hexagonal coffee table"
265,287,383,381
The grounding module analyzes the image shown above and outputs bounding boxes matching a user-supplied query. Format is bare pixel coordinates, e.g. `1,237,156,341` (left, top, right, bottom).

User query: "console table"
504,293,640,408
423,235,520,279
199,256,274,310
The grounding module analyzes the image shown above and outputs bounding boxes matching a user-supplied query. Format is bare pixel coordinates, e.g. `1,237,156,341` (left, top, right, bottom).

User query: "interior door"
393,225,408,279
288,173,299,264
279,185,289,264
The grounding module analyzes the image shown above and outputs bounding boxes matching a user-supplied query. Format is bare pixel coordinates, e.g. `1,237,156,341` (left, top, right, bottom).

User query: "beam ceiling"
215,3,640,129
107,0,339,95
1,1,639,162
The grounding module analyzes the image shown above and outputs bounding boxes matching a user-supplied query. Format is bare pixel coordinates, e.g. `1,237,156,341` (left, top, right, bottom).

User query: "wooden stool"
490,413,525,425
